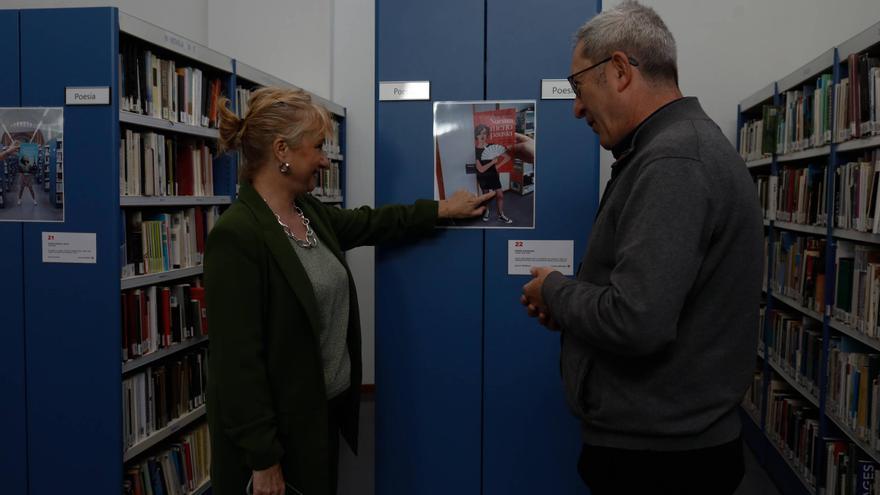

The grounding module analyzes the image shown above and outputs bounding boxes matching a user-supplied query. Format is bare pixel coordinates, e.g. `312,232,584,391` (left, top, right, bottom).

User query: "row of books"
835,152,880,234
119,39,225,128
745,365,880,494
313,162,342,199
740,57,880,161
739,105,776,161
827,346,880,453
767,379,821,488
120,130,216,197
234,85,252,119
745,370,764,417
833,241,880,337
323,119,341,156
123,347,208,449
766,232,880,347
826,438,880,495
738,111,769,162
760,164,828,225
752,152,880,234
766,310,823,398
755,176,775,221
122,207,220,278
779,75,835,155
771,233,826,314
841,53,880,142
123,422,210,495
122,281,207,362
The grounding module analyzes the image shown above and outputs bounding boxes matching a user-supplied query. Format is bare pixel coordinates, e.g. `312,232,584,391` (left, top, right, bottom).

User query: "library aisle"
0,171,60,222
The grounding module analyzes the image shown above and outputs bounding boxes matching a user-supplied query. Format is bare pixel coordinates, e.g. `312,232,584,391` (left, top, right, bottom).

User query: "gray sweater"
543,97,763,450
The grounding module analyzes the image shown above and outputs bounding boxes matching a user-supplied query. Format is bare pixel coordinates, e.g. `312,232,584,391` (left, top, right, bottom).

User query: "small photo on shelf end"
0,107,64,223
434,100,536,229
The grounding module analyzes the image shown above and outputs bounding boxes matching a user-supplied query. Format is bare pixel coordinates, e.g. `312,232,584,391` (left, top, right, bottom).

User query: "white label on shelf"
541,79,575,100
508,240,574,276
162,32,198,56
378,81,430,101
65,87,110,105
42,232,97,264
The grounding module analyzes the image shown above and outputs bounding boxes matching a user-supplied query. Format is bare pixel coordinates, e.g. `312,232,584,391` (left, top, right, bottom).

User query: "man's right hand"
252,464,285,495
520,294,560,331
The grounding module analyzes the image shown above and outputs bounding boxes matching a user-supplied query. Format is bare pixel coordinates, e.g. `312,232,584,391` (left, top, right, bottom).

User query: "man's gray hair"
574,1,678,85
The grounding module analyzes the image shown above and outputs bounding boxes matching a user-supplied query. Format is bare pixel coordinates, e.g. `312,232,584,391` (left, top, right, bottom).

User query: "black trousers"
577,436,744,495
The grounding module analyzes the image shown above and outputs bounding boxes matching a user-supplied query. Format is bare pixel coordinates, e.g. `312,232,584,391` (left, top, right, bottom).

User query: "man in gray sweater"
521,2,763,494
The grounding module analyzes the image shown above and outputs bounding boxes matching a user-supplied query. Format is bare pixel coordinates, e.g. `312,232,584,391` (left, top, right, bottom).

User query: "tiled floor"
338,397,782,495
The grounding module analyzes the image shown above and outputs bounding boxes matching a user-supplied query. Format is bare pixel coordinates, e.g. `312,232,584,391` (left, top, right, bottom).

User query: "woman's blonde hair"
217,87,332,181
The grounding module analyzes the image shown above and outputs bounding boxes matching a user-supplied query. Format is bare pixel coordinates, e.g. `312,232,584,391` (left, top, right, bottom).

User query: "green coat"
205,182,437,495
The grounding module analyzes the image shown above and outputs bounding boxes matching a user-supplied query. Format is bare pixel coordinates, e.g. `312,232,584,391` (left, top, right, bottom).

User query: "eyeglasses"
566,56,639,97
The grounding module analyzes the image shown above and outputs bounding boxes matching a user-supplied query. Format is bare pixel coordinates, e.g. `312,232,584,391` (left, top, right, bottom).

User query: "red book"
141,289,151,352
160,287,172,347
208,79,221,128
189,286,208,335
135,290,148,355
126,291,139,358
182,439,195,487
176,142,195,196
121,293,129,361
194,206,206,255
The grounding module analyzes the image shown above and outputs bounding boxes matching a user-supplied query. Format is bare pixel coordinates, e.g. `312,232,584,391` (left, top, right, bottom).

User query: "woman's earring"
279,162,290,174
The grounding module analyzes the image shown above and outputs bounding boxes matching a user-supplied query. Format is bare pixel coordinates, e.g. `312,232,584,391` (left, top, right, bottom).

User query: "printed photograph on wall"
0,107,64,222
434,100,536,229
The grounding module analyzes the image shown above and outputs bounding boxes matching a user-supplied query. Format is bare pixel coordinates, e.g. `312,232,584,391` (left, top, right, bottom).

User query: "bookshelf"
5,7,348,495
234,60,347,206
738,18,880,495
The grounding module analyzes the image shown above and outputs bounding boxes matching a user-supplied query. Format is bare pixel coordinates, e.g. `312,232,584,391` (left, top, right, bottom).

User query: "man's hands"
521,266,560,330
512,133,535,163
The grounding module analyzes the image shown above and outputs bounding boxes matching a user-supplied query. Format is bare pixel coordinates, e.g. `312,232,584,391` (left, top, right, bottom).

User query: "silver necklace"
274,206,318,249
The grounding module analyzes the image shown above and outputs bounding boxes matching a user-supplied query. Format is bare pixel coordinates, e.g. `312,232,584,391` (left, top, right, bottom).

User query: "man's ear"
610,51,634,92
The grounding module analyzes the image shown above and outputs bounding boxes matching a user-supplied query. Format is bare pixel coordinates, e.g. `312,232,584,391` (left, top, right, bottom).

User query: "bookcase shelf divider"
122,405,207,462
122,335,209,374
121,266,204,290
120,111,221,139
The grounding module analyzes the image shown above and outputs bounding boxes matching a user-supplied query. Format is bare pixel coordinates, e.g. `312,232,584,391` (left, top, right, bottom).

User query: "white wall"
1,0,209,44
207,0,332,99
597,0,880,196
436,103,481,194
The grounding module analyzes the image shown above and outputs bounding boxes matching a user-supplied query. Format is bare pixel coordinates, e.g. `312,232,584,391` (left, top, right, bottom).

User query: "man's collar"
610,96,701,161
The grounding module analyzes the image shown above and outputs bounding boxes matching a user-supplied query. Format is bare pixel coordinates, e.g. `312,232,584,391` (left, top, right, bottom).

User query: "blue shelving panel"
377,0,602,493
20,8,121,495
376,1,485,494
482,1,599,494
0,10,25,495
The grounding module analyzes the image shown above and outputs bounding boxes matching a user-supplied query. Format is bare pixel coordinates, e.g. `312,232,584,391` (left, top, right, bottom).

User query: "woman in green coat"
206,87,491,495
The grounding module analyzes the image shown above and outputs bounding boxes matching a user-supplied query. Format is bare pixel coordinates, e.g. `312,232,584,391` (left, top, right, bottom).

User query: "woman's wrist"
437,200,449,219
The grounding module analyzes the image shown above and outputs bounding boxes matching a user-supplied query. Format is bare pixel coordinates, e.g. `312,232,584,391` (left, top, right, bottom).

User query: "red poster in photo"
473,108,516,173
